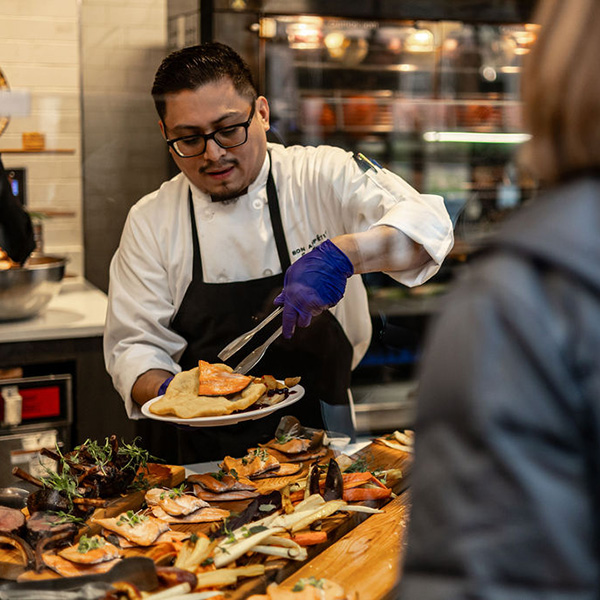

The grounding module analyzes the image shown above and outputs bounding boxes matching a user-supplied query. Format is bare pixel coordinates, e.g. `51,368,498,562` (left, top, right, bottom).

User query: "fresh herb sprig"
77,534,105,554
40,464,82,509
293,577,325,591
116,510,148,528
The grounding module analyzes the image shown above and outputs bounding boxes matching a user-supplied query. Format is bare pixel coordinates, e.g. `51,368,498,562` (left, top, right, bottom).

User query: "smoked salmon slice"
58,535,122,565
187,471,258,494
221,448,280,478
150,505,230,523
145,487,209,516
43,553,121,577
197,360,252,396
93,512,170,546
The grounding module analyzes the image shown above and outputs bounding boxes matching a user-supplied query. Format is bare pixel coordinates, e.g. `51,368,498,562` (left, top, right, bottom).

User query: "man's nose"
203,138,226,161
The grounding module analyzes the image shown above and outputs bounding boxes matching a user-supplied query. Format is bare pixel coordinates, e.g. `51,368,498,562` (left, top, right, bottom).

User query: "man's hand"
274,239,354,338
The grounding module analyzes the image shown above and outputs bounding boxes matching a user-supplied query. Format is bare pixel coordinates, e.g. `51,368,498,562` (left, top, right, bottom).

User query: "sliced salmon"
150,505,229,523
145,487,209,516
43,553,121,577
93,513,170,547
188,471,257,493
221,448,280,478
263,437,312,455
192,485,260,502
263,445,328,464
197,360,252,396
103,528,188,549
58,536,122,565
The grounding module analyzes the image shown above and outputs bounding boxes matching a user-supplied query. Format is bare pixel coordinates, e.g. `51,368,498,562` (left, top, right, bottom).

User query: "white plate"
141,384,305,428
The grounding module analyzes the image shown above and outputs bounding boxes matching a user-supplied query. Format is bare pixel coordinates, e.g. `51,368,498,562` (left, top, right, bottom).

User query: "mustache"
200,159,238,173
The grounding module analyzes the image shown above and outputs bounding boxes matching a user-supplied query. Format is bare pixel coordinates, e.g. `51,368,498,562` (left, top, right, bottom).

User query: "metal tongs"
217,306,283,374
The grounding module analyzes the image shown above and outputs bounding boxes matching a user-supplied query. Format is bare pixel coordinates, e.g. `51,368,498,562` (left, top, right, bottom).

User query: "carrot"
343,486,392,502
341,472,373,488
289,490,305,503
291,530,328,546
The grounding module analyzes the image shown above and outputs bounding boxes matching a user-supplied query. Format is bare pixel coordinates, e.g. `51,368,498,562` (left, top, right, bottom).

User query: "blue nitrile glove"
274,239,354,339
158,376,174,397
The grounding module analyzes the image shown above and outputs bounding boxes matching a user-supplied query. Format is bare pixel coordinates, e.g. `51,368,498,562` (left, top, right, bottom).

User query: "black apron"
138,160,354,464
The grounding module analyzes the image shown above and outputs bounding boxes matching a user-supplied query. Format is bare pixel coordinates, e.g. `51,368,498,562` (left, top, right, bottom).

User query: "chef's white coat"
104,143,454,418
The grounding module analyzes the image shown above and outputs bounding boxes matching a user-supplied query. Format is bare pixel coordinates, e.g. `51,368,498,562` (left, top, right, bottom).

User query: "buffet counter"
0,277,107,343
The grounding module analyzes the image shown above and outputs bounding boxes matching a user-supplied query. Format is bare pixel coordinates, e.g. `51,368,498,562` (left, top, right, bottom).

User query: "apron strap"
266,152,292,271
187,189,203,280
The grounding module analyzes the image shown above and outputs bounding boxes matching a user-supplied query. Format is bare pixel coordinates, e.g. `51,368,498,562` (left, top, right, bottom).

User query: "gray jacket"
398,177,600,600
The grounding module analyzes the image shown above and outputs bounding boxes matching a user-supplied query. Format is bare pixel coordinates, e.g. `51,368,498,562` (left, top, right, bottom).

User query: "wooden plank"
220,443,413,599
272,492,411,600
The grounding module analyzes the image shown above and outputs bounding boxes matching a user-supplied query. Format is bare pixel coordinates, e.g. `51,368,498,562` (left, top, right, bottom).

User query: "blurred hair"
151,42,257,122
520,0,600,184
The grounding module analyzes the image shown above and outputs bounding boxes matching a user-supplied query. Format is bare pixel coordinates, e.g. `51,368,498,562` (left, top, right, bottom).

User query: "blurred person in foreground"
103,42,453,463
398,0,600,598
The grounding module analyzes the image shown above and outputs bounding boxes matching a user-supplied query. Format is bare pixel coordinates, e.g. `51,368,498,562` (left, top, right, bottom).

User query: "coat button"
217,274,229,283
203,209,214,221
263,269,273,276
252,199,263,210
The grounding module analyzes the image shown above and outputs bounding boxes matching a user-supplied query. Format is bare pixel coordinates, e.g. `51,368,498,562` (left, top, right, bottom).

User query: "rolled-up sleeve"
329,150,454,286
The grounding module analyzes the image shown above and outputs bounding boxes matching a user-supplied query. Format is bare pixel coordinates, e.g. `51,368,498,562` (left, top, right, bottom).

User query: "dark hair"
520,0,600,184
151,42,257,122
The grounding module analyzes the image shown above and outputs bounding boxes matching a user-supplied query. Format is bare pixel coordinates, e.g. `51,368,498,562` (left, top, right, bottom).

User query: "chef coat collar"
187,151,271,204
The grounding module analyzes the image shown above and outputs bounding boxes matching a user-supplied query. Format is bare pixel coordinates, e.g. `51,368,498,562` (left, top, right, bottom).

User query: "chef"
103,42,453,464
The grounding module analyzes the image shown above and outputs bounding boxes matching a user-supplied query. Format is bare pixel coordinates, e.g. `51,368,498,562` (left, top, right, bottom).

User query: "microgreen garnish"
168,484,186,498
45,511,85,526
118,437,158,471
39,464,82,509
345,457,369,473
211,470,225,481
258,503,276,512
129,472,151,492
116,510,148,527
292,577,325,591
77,534,105,554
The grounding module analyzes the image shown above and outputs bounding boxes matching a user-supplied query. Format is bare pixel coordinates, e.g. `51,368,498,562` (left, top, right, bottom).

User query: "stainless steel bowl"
0,255,67,321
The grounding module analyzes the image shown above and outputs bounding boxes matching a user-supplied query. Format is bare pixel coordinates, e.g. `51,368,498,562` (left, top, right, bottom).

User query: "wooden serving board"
274,492,411,600
220,441,412,599
0,463,185,580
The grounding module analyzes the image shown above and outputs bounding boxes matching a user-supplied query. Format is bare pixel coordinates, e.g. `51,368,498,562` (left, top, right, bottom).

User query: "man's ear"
159,119,167,139
256,96,270,131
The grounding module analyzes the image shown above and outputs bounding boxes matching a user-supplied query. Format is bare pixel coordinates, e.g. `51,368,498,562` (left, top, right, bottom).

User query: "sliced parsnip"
194,565,266,589
213,526,284,568
252,544,307,560
289,499,347,534
145,582,192,599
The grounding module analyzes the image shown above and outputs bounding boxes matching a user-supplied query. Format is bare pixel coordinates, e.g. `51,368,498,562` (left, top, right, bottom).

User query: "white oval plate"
141,384,305,428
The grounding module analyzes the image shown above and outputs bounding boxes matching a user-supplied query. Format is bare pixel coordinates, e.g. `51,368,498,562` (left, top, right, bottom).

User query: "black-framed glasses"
165,103,256,158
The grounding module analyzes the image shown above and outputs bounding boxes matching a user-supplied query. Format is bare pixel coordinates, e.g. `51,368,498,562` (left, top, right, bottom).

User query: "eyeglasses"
165,103,256,158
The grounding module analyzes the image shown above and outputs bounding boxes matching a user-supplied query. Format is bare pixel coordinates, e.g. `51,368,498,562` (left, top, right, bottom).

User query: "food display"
374,429,414,453
0,421,413,599
248,578,356,600
149,360,302,419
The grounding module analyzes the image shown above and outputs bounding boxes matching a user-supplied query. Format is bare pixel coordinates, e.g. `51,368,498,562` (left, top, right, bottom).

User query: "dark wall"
212,0,538,23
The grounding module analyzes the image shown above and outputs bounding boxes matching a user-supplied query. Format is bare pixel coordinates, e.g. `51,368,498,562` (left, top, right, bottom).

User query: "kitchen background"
0,0,537,481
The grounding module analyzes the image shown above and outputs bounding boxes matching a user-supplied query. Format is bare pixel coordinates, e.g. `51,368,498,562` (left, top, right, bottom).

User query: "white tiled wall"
0,0,167,280
0,0,83,274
